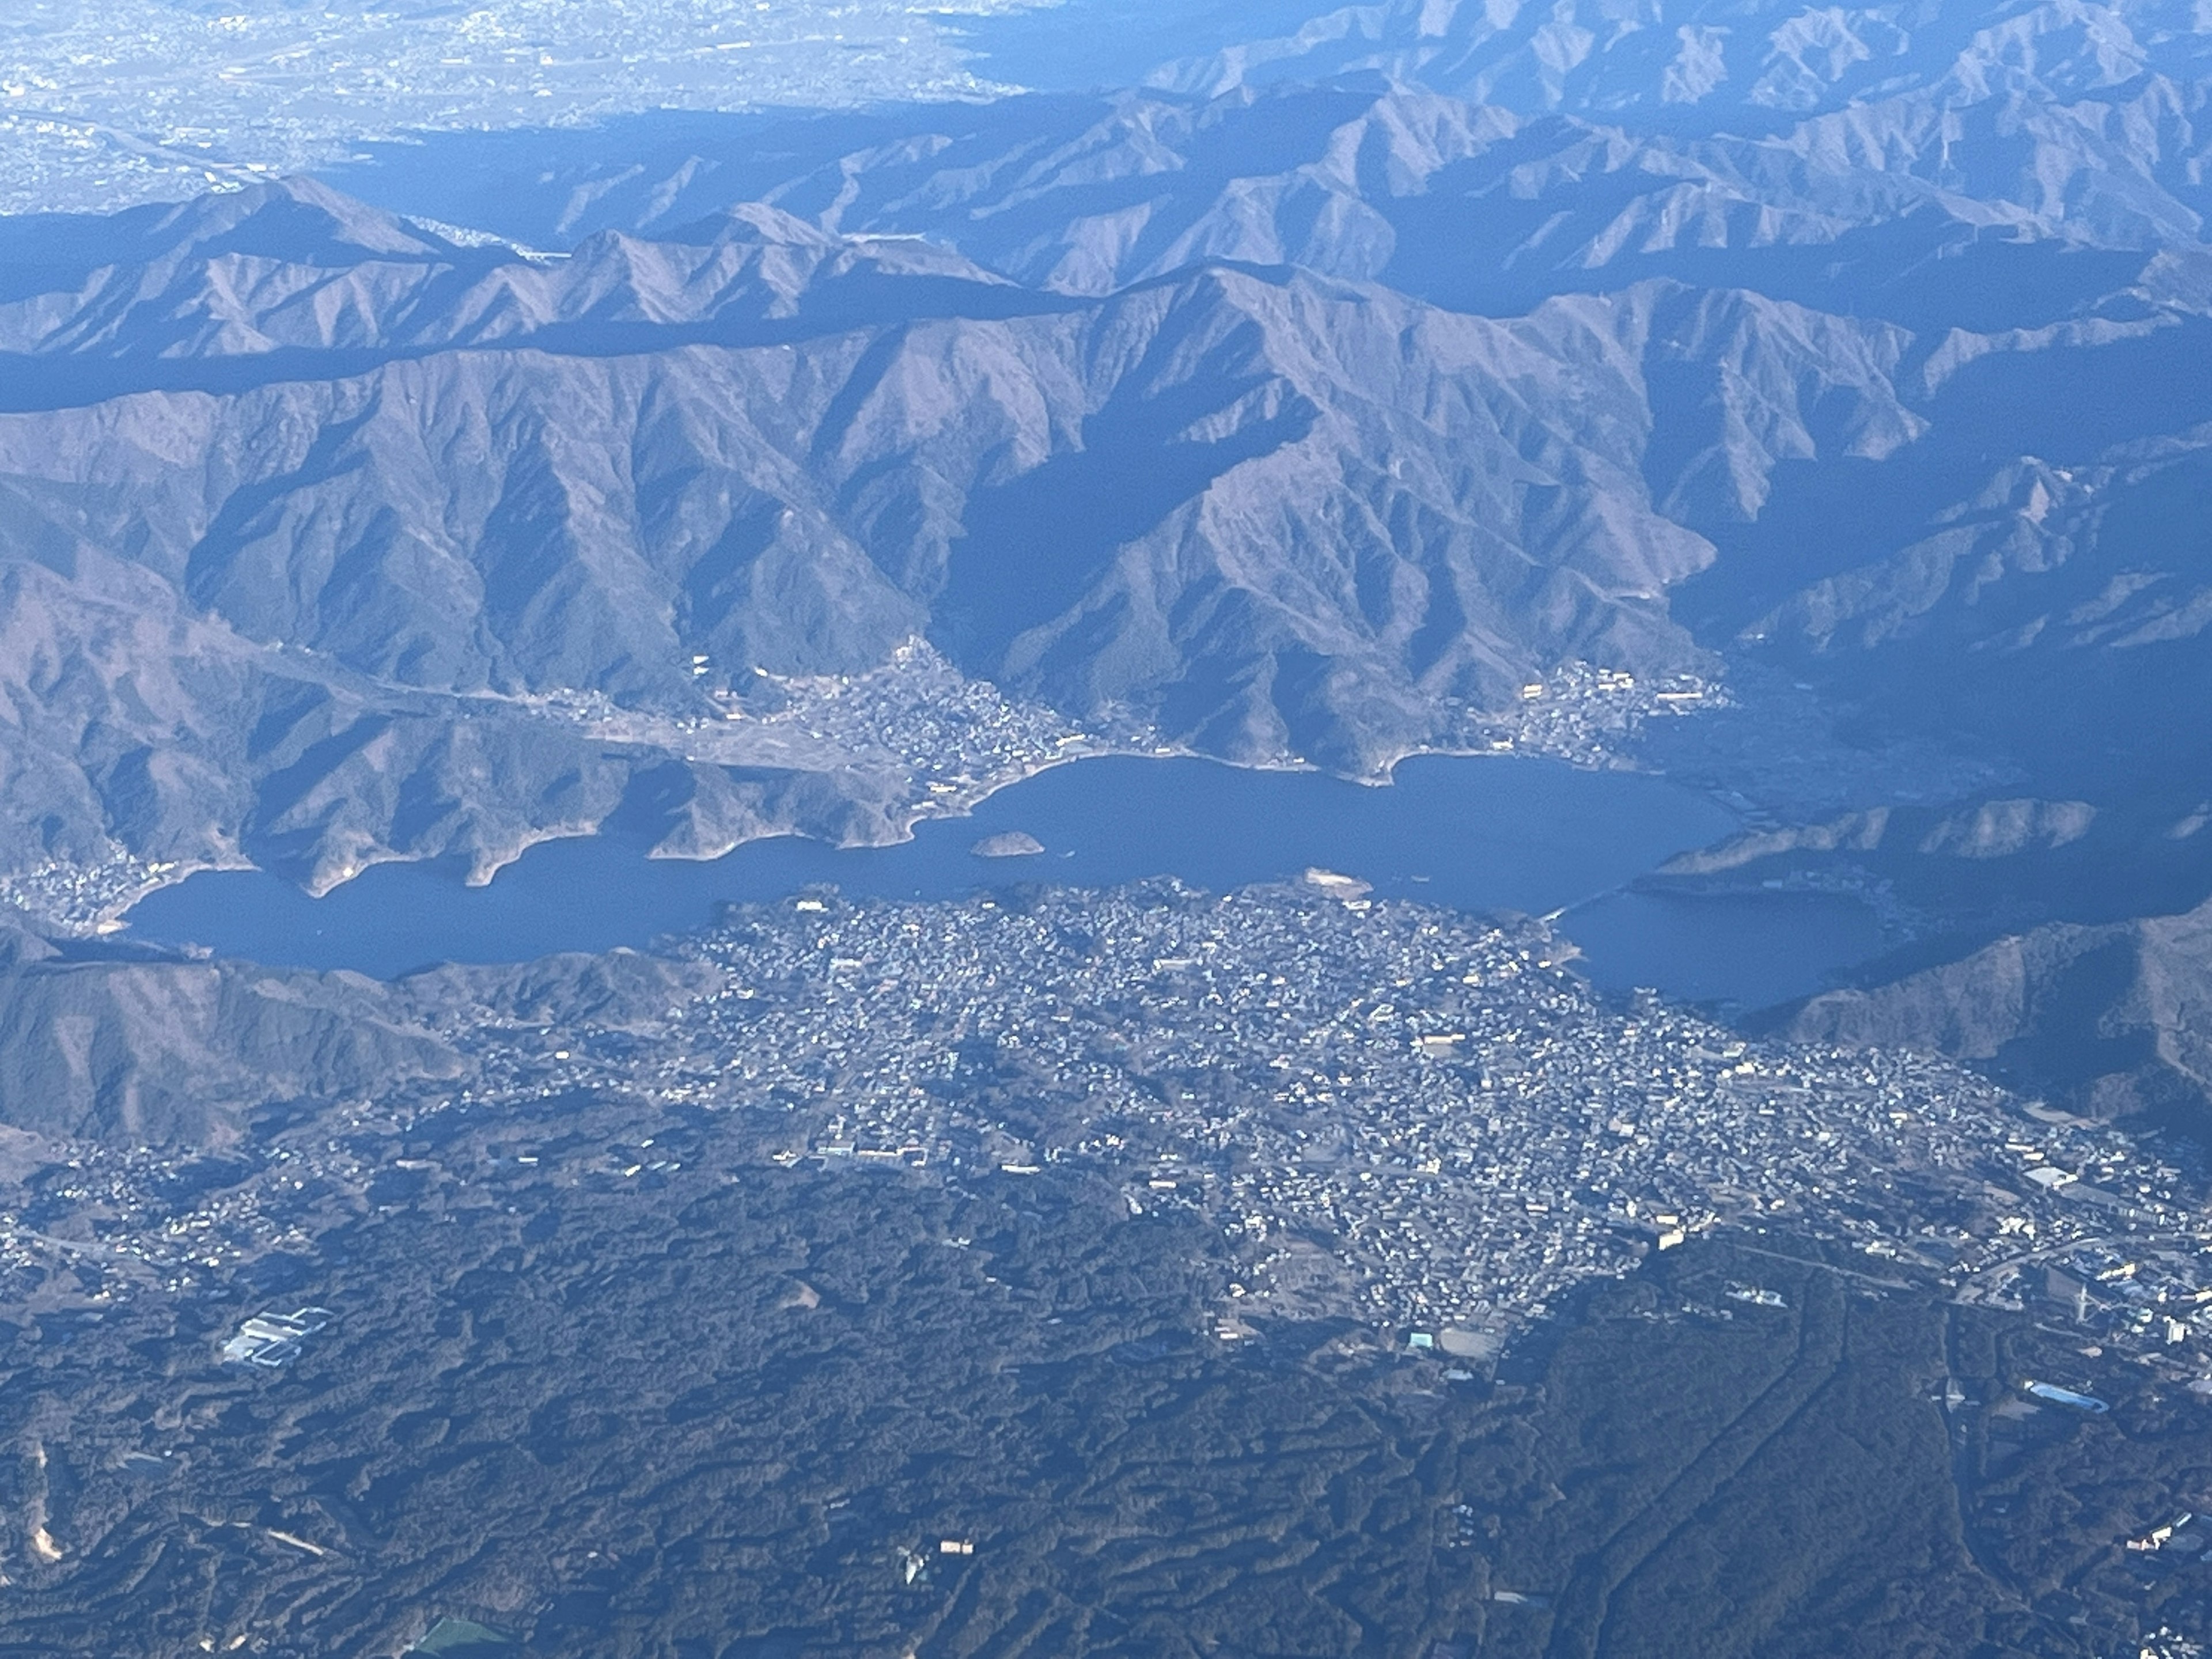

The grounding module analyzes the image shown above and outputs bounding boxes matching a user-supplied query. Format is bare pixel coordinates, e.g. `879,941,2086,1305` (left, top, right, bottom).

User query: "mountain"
1647,288,2212,868
1779,896,2212,1124
1150,0,2212,147
3,175,1989,908
0,182,1025,372
0,930,459,1145
0,929,721,1147
3,151,2208,930
0,534,916,900
330,78,2201,332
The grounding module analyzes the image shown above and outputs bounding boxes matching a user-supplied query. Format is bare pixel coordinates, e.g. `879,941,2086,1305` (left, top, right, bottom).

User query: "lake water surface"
126,755,1886,1006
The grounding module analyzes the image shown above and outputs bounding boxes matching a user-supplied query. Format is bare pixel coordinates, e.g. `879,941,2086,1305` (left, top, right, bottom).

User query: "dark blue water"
125,754,1884,1005
1563,889,1889,1007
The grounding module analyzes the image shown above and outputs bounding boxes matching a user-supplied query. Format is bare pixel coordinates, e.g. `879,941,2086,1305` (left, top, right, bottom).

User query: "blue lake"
124,754,1885,1006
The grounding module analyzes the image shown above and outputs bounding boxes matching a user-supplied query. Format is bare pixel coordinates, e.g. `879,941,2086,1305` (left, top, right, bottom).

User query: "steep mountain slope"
1154,0,2212,146
0,195,1699,710
0,930,461,1145
1781,897,2212,1123
0,177,1980,910
332,79,2203,331
1733,417,2212,804
3,164,2207,920
0,182,1028,372
0,929,719,1146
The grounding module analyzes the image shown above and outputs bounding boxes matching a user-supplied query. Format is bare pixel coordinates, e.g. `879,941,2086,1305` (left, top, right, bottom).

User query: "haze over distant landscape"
4,4,2212,1657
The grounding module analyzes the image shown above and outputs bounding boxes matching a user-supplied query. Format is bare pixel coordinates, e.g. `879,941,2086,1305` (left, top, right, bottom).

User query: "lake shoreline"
119,752,1888,1006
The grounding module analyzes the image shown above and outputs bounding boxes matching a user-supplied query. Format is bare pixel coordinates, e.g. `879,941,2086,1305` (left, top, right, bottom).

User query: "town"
1452,660,1729,770
560,635,1134,822
6,878,2207,1385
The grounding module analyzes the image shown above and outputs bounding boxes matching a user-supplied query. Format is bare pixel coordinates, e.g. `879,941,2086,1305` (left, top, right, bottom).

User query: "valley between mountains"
9,0,2212,1135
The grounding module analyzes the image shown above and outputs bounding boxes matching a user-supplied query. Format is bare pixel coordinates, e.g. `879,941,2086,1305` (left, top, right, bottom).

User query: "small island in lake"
971,831,1046,859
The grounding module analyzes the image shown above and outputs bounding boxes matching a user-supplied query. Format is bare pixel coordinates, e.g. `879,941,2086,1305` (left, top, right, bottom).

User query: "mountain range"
6,0,2212,1130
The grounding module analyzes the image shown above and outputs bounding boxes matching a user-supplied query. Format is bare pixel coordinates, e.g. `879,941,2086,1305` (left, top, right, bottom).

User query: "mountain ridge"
5,7,2212,1142
7,181,1971,906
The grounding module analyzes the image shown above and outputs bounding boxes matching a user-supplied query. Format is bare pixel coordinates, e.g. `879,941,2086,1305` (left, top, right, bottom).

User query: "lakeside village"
0,649,1721,937
533,645,1722,824
8,876,2209,1405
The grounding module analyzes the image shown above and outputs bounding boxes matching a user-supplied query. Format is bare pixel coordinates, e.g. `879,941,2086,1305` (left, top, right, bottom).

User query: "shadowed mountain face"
1779,899,2212,1125
1733,429,2212,802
